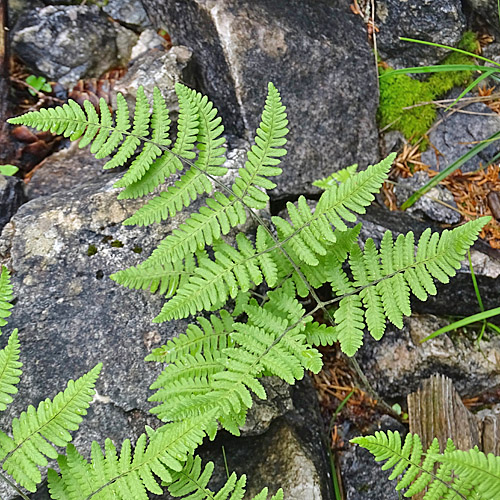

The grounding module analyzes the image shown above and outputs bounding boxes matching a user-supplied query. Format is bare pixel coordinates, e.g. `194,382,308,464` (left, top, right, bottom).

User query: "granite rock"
421,93,500,173
376,0,466,68
112,45,194,110
394,171,461,225
102,0,151,30
140,0,379,198
12,5,138,87
0,174,26,231
357,313,500,401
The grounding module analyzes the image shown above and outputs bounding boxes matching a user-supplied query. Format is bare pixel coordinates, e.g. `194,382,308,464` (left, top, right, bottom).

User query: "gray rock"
376,0,466,68
112,45,194,111
394,171,461,224
140,0,379,198
421,93,500,173
0,174,26,231
130,27,166,60
102,0,151,30
26,142,117,199
339,415,406,500
12,5,138,87
8,0,44,28
357,313,500,400
466,0,500,37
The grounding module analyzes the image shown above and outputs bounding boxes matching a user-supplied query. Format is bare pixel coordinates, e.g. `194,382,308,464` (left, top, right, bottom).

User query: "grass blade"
380,64,489,77
401,130,500,209
444,69,496,111
421,307,500,342
399,37,500,68
468,250,484,312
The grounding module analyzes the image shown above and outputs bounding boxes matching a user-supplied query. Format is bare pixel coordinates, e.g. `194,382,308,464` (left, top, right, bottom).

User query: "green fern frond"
110,253,196,297
0,266,14,331
118,83,200,199
48,414,216,500
148,192,246,267
113,87,171,188
312,164,358,189
351,430,500,499
145,310,234,363
333,217,489,355
0,330,22,412
166,454,283,500
437,449,500,499
0,364,101,492
154,230,283,321
143,82,288,268
231,82,287,209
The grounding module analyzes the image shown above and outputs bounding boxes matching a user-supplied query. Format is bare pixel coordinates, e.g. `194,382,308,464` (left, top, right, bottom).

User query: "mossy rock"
378,31,479,147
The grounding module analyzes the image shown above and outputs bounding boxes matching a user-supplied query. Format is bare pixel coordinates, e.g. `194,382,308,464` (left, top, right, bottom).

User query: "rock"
12,5,138,87
339,415,405,500
0,175,26,231
140,0,379,198
394,171,461,224
130,27,166,60
8,0,44,28
26,142,116,199
0,172,193,498
112,45,194,111
357,313,500,402
376,0,466,68
102,0,151,30
466,0,500,37
421,92,500,173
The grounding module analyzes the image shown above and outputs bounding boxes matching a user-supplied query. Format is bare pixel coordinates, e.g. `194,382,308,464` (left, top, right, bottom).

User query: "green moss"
87,244,98,256
378,31,478,147
110,240,124,248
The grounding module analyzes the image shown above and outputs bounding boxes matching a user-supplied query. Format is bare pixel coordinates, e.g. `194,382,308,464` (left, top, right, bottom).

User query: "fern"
47,420,280,500
8,81,492,497
0,266,14,331
351,430,500,499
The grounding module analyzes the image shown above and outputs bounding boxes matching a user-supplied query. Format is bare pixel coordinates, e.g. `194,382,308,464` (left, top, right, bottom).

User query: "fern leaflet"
0,266,14,331
0,330,22,412
0,364,101,492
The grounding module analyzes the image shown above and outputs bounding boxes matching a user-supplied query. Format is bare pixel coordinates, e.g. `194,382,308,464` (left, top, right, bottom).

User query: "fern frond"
437,449,500,499
48,414,216,500
148,192,246,267
139,83,288,267
270,154,395,267
231,82,287,209
0,266,14,331
0,330,22,412
150,287,321,434
145,310,234,363
166,454,283,500
113,88,171,188
110,253,196,297
351,430,500,499
154,232,280,321
118,83,200,199
333,217,489,355
123,166,214,225
0,364,101,492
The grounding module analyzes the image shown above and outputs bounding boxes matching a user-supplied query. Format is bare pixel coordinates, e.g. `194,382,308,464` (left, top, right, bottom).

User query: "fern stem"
0,470,30,500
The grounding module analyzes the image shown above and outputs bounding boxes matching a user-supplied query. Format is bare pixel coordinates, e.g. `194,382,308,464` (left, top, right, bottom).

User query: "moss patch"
378,31,479,147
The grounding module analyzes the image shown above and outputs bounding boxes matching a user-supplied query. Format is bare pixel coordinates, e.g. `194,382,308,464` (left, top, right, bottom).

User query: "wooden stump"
407,374,500,499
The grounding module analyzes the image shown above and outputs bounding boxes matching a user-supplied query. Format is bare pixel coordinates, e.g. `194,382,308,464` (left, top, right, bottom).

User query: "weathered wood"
408,374,479,452
408,375,499,499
